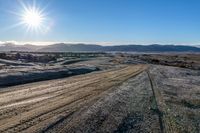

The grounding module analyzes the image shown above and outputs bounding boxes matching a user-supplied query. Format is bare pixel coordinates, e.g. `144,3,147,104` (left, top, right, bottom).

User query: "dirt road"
0,65,148,133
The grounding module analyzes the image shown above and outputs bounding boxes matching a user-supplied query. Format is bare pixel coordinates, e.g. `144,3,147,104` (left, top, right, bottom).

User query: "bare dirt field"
0,53,199,133
0,65,149,133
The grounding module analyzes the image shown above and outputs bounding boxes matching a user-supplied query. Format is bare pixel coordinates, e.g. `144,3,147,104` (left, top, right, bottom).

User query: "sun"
17,1,49,33
22,8,44,28
6,1,51,34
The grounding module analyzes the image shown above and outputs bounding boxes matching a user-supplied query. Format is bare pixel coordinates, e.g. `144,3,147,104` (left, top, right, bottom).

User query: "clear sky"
0,0,199,45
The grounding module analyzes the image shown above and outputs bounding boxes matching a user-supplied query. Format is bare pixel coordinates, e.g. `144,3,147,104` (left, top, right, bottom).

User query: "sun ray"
2,21,24,32
3,0,51,36
22,8,44,27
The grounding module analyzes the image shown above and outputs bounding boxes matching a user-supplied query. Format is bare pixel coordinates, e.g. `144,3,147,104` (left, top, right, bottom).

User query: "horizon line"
0,41,199,46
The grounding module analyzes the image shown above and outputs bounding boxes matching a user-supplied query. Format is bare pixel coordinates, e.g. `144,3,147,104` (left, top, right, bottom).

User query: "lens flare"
5,1,51,34
22,8,44,28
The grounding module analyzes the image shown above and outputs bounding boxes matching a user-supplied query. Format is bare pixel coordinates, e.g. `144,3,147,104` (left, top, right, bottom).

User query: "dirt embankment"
0,57,118,88
0,66,99,88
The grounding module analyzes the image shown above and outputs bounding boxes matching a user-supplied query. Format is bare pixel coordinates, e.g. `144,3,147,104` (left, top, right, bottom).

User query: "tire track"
146,70,179,133
0,65,147,133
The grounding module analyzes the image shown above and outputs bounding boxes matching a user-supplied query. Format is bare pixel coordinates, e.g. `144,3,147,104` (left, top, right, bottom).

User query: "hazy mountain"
38,43,102,52
1,43,200,52
39,43,200,52
0,43,43,52
104,44,200,52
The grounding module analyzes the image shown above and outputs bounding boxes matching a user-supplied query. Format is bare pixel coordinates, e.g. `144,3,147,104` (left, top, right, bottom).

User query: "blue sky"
0,0,199,45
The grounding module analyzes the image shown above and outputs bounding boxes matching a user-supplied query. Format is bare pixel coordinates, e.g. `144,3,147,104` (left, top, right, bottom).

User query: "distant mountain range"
0,43,200,52
0,43,42,52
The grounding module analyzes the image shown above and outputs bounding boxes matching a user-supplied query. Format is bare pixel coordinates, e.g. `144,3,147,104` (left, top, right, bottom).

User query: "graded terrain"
0,65,149,132
0,52,199,133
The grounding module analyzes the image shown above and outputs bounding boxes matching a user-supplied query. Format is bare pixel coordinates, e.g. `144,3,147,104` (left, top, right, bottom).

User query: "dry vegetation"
129,53,200,70
149,65,200,133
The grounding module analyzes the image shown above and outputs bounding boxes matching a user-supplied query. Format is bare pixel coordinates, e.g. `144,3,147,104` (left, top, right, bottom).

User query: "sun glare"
8,1,51,34
5,1,52,35
22,8,43,28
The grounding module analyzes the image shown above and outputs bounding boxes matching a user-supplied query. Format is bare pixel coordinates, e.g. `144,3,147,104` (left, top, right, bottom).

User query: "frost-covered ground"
0,54,199,133
0,57,122,87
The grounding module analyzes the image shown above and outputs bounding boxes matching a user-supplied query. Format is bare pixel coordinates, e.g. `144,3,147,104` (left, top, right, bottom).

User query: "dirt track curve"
0,65,148,133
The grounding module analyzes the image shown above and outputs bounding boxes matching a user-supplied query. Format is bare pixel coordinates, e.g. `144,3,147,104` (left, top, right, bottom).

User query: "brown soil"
0,65,147,133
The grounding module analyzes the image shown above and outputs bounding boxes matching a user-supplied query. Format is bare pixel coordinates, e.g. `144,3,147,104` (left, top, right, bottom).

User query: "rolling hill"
1,43,200,52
